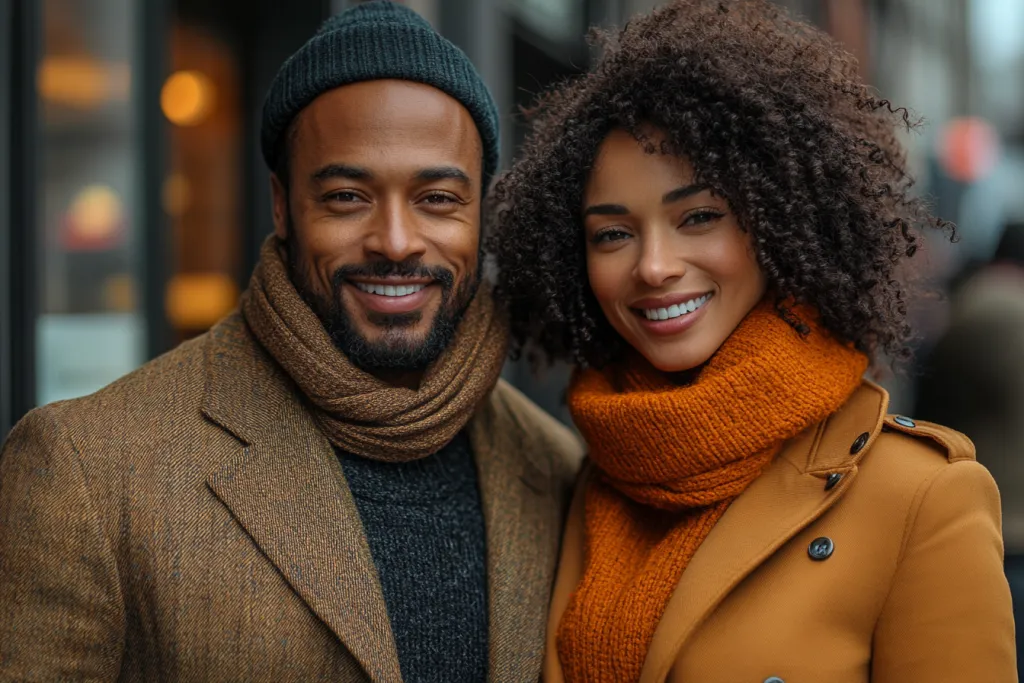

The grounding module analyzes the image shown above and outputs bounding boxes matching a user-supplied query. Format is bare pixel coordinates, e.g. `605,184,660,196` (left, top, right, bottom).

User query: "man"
0,3,581,681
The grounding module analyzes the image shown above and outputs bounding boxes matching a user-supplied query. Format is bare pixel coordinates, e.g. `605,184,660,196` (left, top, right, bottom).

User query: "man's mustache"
331,261,455,290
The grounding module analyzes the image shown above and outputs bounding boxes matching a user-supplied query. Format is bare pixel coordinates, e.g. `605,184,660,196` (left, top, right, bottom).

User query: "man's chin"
329,325,444,374
364,311,424,329
360,330,433,353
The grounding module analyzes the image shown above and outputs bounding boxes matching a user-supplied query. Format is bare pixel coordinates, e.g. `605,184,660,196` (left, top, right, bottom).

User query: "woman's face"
583,129,767,372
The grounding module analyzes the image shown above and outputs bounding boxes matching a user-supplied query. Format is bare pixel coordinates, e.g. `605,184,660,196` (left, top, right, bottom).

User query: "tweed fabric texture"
341,432,488,683
242,236,509,462
260,0,500,189
557,300,868,683
0,309,582,681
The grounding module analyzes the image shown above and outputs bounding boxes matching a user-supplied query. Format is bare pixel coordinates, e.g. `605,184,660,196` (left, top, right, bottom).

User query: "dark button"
808,536,834,561
764,678,786,683
850,432,870,454
893,415,916,428
825,472,843,491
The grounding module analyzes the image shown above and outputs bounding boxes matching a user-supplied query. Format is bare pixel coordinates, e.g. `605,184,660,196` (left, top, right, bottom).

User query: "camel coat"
544,381,1017,683
0,313,583,682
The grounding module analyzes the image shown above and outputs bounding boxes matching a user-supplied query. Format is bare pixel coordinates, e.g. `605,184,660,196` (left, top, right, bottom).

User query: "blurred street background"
1,0,1023,467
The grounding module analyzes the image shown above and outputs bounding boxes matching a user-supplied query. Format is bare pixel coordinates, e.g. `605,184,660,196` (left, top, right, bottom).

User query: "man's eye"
326,191,362,203
423,192,459,205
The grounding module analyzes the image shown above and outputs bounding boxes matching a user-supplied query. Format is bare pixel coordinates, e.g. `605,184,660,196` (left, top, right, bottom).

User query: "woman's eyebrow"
662,184,708,204
583,203,630,217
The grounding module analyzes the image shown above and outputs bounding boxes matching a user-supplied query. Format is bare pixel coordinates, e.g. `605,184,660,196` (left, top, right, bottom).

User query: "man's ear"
270,173,289,240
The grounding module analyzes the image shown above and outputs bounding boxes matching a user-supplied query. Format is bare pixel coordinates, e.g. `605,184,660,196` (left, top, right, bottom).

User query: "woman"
487,1,1016,682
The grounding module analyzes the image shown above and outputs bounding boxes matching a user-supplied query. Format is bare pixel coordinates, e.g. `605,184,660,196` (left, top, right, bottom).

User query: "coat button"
764,677,785,683
825,472,843,491
893,415,916,428
808,536,834,561
850,432,869,454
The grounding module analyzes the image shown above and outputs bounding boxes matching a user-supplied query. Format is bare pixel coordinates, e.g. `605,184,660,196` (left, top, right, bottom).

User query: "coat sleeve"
0,408,125,681
871,459,1017,683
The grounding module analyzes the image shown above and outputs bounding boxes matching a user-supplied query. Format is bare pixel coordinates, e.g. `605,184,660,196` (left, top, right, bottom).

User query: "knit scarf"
241,236,508,462
557,300,868,682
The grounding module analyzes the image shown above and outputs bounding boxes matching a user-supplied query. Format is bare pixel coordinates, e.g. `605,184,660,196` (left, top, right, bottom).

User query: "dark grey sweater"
339,431,488,683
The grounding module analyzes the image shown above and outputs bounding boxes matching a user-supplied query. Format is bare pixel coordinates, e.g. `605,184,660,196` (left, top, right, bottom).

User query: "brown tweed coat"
0,313,583,682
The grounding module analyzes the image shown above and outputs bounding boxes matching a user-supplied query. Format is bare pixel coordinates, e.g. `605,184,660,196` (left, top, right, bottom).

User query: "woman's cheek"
586,254,620,313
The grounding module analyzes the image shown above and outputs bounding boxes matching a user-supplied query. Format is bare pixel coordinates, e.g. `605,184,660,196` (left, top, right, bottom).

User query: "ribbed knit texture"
260,0,500,189
340,431,488,683
558,300,868,683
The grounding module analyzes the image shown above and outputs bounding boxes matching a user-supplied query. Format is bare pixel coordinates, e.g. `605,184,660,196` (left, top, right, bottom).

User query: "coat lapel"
201,315,402,683
638,382,889,683
470,383,565,683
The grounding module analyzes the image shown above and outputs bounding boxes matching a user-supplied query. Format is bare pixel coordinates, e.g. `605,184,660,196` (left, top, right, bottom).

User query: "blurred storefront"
2,0,1023,436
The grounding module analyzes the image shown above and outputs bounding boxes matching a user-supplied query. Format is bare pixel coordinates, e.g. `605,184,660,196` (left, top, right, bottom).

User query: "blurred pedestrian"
917,220,1024,670
0,2,581,680
487,1,1015,681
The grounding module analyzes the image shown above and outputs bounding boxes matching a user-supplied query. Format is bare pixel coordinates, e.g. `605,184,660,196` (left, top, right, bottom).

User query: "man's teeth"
643,294,711,321
355,283,426,297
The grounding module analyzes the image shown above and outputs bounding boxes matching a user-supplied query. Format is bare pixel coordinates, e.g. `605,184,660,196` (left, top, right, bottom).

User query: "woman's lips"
633,293,712,337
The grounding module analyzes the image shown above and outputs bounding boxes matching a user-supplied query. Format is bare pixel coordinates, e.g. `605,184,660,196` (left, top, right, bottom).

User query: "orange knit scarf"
557,301,868,682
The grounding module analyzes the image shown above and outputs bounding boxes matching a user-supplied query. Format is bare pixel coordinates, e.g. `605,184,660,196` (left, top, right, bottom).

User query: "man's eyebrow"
583,203,630,218
662,184,708,204
415,166,472,186
311,164,373,183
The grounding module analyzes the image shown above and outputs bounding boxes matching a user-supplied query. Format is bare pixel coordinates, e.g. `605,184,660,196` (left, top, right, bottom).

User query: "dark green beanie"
261,0,500,191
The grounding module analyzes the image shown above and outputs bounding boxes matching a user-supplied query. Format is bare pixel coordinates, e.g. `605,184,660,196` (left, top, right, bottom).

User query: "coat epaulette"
881,415,976,463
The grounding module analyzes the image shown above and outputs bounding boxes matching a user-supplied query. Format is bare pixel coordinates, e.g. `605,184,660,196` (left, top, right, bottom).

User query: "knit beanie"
260,0,500,191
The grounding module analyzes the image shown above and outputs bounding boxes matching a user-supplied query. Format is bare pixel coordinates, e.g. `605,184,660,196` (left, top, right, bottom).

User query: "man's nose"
365,200,428,263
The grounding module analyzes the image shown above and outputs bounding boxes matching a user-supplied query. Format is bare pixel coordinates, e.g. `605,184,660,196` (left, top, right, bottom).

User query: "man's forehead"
291,80,483,178
302,81,477,139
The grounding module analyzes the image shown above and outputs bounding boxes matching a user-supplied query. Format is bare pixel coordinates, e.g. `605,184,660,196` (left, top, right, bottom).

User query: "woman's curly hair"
486,0,952,369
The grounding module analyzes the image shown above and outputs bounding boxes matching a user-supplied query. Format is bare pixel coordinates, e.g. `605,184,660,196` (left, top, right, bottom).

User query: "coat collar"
200,314,561,683
470,382,566,682
201,314,404,683
637,380,890,682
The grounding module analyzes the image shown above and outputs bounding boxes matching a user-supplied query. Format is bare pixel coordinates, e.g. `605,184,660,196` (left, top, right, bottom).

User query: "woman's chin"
630,340,713,374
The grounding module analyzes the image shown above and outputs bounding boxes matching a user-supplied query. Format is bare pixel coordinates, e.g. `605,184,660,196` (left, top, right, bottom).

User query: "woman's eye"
592,228,631,244
682,210,725,226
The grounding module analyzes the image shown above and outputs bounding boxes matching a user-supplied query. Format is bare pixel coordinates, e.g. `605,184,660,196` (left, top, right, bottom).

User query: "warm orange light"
937,116,1000,183
38,57,130,108
165,272,239,330
160,70,216,126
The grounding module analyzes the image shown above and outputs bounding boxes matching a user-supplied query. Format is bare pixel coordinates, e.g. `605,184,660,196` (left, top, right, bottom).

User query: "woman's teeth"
642,294,711,321
355,283,426,297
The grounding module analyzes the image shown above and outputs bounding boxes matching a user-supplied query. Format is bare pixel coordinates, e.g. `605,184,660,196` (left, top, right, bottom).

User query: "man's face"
271,80,484,377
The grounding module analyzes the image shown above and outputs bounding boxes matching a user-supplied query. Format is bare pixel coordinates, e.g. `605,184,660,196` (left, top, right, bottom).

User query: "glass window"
163,19,243,345
35,0,145,405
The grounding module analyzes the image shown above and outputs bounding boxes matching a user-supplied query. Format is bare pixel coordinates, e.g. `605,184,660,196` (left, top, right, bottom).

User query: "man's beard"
285,232,481,375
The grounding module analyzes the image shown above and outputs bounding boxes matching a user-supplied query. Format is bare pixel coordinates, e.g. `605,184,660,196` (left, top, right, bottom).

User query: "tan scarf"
558,300,868,682
241,236,508,462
